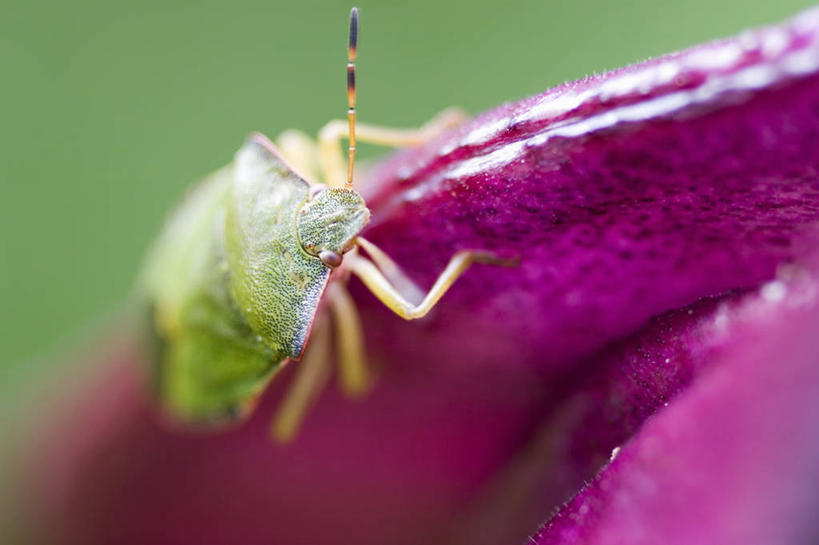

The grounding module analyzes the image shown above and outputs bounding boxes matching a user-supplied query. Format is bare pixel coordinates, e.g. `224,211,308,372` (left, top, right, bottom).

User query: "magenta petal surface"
358,7,819,378
23,8,819,545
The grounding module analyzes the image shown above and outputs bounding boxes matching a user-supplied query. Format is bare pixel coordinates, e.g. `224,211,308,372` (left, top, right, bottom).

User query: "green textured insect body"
141,8,512,440
142,135,367,424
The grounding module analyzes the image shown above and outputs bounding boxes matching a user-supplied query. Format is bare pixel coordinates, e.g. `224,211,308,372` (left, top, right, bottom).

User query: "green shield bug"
141,7,513,441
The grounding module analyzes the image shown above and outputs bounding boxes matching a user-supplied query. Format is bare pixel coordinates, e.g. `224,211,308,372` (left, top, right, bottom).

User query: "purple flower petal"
20,8,819,545
357,6,819,379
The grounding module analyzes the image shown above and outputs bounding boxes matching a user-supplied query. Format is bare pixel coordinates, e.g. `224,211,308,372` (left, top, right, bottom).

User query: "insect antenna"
346,6,358,189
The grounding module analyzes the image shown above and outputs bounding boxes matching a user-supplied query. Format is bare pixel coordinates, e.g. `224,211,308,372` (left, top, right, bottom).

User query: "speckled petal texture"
23,7,819,545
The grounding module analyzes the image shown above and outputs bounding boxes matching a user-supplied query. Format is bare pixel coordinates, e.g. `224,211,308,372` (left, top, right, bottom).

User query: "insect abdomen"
141,164,284,424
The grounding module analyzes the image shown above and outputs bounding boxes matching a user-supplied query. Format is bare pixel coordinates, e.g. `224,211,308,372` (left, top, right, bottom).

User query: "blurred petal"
22,7,819,545
532,265,819,545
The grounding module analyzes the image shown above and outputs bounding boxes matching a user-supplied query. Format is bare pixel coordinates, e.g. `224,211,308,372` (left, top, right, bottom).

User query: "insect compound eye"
318,250,343,268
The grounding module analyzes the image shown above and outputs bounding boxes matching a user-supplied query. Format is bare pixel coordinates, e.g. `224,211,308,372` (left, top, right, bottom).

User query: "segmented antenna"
346,7,358,188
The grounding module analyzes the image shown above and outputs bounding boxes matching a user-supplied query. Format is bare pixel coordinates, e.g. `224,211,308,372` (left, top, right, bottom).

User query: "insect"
141,7,512,441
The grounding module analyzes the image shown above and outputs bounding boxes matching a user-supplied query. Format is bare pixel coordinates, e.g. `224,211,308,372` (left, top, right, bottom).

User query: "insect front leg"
346,242,517,320
356,237,424,304
318,107,467,188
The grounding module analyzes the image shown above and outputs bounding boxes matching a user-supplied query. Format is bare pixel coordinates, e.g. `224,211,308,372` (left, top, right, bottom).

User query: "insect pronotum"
141,7,513,441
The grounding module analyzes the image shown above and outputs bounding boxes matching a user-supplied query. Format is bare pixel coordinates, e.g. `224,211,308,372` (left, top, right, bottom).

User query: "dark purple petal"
20,8,819,545
358,6,819,380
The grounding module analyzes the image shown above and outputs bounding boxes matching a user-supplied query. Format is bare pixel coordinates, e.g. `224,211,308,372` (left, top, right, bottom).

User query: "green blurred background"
1,0,815,406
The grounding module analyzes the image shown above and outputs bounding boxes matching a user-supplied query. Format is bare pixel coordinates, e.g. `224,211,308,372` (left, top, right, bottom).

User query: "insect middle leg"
271,312,333,442
270,281,373,441
318,107,467,188
326,281,371,397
